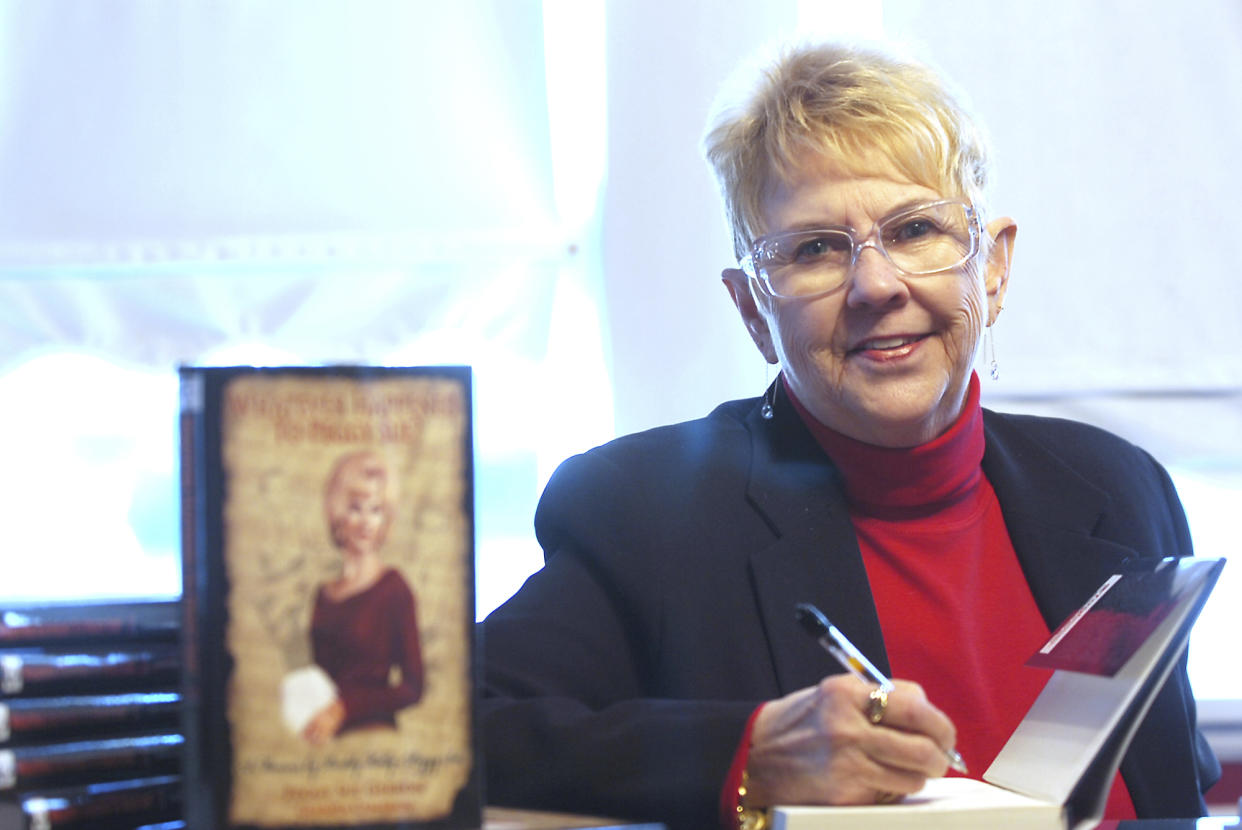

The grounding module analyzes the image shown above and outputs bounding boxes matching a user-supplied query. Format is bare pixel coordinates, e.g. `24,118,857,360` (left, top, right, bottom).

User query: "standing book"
179,365,479,828
770,555,1225,830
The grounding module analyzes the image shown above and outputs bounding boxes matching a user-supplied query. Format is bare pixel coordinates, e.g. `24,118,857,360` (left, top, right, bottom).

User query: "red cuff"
719,703,766,830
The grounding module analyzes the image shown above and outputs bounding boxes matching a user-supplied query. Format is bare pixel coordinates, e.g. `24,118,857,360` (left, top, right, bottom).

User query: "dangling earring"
985,324,1000,381
761,362,776,420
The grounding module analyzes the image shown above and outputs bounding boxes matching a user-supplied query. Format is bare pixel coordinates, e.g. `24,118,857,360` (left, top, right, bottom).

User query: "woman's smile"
847,332,931,360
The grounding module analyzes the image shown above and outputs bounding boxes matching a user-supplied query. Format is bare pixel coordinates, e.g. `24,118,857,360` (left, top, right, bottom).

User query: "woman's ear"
722,268,779,364
984,218,1017,326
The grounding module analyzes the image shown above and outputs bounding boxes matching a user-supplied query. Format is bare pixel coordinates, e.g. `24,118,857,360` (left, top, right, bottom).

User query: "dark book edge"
1,692,180,747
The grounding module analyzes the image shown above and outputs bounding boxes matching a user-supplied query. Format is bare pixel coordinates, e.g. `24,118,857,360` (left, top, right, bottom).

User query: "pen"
794,602,969,775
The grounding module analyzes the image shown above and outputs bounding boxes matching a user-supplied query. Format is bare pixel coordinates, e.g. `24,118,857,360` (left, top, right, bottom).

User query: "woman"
480,42,1218,829
302,449,423,744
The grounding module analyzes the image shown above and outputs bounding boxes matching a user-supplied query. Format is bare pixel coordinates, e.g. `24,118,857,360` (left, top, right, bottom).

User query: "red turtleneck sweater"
722,374,1135,826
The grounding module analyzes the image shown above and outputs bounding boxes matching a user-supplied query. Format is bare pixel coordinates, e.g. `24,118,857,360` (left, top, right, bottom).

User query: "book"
0,693,180,747
770,556,1225,830
0,733,183,792
0,602,179,649
179,365,480,828
773,777,1060,829
0,648,179,698
0,774,182,829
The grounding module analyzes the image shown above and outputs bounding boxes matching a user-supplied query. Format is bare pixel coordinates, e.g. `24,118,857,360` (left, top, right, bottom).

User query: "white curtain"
597,0,1242,711
0,0,612,613
1,0,1238,706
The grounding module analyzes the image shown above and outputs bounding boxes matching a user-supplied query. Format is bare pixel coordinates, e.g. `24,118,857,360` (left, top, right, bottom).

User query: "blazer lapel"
739,387,890,696
739,401,1148,696
981,410,1140,630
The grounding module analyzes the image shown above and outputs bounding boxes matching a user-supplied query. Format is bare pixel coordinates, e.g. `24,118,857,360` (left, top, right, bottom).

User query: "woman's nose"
845,244,908,308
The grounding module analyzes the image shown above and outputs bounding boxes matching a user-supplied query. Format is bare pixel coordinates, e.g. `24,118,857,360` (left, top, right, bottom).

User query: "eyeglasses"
739,199,982,299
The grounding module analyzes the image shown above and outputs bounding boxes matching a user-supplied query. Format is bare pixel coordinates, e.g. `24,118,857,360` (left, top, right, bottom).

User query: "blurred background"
0,0,1238,764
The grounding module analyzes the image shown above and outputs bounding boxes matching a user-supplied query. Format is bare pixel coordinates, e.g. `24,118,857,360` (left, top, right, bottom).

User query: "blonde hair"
323,450,395,549
703,42,992,259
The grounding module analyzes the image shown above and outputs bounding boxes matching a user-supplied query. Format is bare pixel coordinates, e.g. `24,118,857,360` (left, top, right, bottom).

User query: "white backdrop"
0,1,1238,706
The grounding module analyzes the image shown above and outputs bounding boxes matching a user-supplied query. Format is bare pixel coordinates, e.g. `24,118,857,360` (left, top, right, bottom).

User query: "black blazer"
481,387,1219,829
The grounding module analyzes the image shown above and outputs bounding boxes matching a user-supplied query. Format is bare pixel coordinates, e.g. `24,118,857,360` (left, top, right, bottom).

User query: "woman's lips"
849,333,929,356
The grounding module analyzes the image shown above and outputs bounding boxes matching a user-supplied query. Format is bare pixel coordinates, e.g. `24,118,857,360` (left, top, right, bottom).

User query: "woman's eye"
791,234,849,262
889,218,938,243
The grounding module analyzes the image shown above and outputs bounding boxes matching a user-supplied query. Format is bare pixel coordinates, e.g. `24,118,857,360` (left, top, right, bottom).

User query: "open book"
770,556,1225,830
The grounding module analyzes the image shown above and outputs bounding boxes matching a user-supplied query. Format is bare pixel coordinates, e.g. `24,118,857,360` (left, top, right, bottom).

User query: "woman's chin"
831,385,966,446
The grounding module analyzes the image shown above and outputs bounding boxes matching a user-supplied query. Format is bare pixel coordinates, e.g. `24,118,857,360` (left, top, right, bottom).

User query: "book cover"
180,365,479,828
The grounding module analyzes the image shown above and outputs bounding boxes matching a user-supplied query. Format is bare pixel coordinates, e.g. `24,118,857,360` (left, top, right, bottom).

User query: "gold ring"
875,791,900,804
867,688,889,725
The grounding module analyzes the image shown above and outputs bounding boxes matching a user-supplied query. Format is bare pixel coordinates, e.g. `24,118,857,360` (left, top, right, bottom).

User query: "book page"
772,777,1062,830
984,558,1223,814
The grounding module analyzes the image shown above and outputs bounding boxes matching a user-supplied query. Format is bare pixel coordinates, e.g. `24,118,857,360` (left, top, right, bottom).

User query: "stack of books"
0,599,186,829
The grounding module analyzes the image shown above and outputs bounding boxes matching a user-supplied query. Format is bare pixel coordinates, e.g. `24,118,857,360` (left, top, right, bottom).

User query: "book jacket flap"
983,557,1224,818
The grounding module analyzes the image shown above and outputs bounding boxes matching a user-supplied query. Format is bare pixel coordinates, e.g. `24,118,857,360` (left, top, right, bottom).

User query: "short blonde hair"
703,42,992,259
323,450,395,549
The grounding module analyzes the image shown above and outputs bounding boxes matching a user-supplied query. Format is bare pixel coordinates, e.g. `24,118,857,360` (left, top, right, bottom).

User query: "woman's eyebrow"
767,199,939,236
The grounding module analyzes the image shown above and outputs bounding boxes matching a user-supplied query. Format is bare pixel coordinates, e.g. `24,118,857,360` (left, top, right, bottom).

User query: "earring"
761,385,775,420
985,324,1000,381
761,362,776,420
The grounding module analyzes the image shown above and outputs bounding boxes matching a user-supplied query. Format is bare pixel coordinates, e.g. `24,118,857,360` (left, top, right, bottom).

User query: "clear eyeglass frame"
739,199,982,300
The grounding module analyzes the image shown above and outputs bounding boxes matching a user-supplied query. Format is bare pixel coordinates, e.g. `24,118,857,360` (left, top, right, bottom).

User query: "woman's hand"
302,698,346,745
744,675,957,807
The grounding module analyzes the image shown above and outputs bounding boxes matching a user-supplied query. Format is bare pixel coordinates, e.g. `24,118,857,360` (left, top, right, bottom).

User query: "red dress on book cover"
310,568,424,732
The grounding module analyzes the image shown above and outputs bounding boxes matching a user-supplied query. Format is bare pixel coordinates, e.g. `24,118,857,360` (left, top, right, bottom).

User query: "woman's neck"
332,549,385,599
786,372,986,514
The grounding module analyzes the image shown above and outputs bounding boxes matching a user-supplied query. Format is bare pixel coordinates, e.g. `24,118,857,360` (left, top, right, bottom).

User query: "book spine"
0,694,180,747
176,367,213,830
0,734,182,792
15,774,181,830
0,650,179,699
0,617,179,649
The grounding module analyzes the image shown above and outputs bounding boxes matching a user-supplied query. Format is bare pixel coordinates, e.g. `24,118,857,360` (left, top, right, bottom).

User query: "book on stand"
179,365,480,828
770,556,1225,830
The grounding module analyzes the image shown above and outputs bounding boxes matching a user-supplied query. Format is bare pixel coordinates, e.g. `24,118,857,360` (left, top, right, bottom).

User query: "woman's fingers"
862,679,957,775
746,674,959,806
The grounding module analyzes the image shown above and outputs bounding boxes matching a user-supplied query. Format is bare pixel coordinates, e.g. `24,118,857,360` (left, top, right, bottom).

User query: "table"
484,807,665,829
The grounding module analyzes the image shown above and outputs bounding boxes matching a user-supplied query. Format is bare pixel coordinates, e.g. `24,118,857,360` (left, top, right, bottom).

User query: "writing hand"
744,675,957,807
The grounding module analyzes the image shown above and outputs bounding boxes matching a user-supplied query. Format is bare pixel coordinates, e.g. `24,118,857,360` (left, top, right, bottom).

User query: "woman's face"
336,482,388,555
725,153,1015,447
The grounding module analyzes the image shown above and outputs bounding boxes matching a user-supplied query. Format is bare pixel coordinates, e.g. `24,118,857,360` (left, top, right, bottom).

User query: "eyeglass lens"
755,202,976,298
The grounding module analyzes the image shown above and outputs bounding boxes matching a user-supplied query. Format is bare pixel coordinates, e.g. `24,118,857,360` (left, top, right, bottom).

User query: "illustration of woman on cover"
301,449,424,745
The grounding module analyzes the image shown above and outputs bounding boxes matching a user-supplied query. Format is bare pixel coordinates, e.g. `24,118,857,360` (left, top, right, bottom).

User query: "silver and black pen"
795,601,969,775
